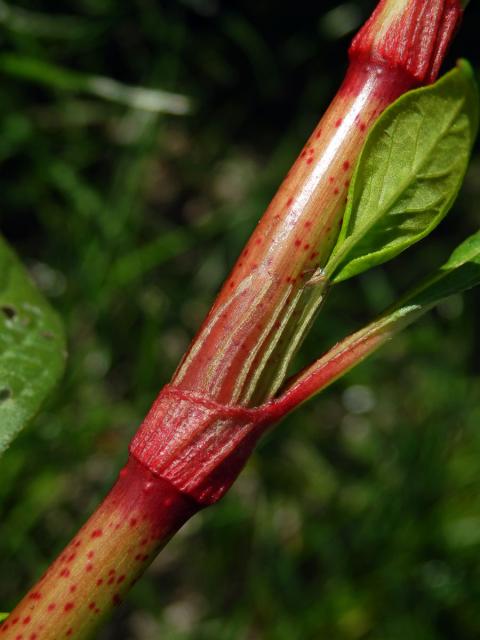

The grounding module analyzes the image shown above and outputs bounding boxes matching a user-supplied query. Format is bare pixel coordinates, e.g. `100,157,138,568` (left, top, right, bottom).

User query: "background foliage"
1,1,480,638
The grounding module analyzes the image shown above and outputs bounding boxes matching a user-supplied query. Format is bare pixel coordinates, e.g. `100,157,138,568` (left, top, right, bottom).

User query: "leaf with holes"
0,235,66,455
324,60,479,283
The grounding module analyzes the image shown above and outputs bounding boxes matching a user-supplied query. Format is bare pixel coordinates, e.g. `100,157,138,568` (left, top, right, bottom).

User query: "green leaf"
0,235,66,454
325,60,479,283
407,229,480,308
0,613,8,623
276,231,480,413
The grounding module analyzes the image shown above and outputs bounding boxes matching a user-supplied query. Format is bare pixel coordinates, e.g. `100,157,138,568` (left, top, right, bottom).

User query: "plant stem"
0,457,197,640
2,2,465,638
172,0,463,407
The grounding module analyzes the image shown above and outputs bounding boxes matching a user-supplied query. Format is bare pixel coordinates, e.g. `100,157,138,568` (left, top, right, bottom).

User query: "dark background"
1,1,480,638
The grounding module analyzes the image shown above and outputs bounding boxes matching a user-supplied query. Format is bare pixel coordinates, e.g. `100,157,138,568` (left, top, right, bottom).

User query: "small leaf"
408,229,480,307
325,60,479,283
275,230,480,414
0,235,66,455
0,613,8,623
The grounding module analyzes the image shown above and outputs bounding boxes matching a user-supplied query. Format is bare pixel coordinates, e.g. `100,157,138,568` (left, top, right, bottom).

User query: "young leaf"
324,60,479,283
0,235,66,455
274,230,480,415
407,229,480,307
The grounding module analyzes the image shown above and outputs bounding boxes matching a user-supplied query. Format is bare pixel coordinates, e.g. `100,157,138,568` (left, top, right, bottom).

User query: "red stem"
1,458,197,640
2,2,464,638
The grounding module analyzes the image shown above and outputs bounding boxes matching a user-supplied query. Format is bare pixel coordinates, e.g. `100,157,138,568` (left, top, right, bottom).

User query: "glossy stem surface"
1,457,198,640
173,0,462,407
172,63,421,407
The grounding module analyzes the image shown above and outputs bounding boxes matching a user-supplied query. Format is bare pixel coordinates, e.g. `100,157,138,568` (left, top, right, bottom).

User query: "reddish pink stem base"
1,457,198,640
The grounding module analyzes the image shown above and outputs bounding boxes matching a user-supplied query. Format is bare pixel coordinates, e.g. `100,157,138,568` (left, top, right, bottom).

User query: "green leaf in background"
0,614,8,623
0,53,191,115
0,235,66,455
325,59,479,283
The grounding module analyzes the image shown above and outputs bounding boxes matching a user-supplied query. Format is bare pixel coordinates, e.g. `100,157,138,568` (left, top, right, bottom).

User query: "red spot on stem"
91,529,102,539
22,618,31,626
335,118,343,128
60,569,70,578
64,603,74,613
342,160,350,171
47,604,56,612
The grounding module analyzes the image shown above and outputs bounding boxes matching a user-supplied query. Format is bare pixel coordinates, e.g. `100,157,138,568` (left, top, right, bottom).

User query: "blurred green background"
1,1,480,638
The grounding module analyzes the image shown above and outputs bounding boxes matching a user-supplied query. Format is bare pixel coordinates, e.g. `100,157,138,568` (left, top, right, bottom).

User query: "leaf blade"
325,60,479,283
0,235,66,455
407,229,480,307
